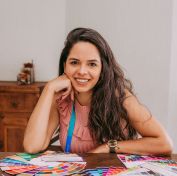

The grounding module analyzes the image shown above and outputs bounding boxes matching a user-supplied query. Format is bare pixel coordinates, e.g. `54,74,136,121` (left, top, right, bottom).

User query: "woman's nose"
78,65,88,75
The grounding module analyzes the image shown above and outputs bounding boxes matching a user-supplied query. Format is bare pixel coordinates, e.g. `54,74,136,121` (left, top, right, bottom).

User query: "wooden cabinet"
0,81,45,152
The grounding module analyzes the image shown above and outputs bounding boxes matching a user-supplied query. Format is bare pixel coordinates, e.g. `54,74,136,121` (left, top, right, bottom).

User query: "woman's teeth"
76,79,89,83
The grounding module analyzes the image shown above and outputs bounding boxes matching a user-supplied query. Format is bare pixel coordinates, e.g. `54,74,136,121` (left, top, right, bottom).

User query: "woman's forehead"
68,41,101,62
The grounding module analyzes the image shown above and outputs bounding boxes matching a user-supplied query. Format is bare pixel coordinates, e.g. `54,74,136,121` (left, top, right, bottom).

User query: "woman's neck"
74,91,92,106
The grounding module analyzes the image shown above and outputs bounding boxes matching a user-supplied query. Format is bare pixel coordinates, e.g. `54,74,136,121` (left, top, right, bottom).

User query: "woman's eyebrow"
87,59,100,63
68,58,100,63
68,58,79,61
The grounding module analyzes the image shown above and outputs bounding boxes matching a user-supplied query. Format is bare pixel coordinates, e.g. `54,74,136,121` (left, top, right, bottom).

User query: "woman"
23,28,173,155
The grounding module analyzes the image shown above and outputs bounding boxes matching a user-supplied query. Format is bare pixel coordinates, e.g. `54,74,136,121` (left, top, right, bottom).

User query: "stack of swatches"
0,151,86,175
117,154,177,176
1,152,177,175
73,166,127,175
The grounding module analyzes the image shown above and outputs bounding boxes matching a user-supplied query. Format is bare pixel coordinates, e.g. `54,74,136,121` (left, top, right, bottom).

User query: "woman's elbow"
160,137,173,156
23,139,49,154
23,141,43,154
23,145,38,154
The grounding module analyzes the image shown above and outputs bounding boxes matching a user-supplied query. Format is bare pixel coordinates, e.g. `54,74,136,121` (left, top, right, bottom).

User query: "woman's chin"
73,87,92,94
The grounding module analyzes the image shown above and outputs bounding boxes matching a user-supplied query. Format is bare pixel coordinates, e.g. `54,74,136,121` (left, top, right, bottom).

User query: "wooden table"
0,152,177,175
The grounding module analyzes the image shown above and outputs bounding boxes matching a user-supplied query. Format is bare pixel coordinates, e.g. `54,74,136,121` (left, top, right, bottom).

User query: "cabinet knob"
0,112,4,119
11,101,19,108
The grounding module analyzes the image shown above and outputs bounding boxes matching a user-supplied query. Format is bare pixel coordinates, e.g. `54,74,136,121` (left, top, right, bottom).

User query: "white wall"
0,0,66,81
168,0,177,151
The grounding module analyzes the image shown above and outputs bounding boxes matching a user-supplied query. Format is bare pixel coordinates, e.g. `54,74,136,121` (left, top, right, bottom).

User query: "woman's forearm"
23,84,55,153
23,75,72,153
89,137,173,155
117,137,173,155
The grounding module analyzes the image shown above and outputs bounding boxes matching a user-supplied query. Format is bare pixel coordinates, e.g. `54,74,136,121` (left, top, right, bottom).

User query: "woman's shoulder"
123,89,152,122
123,89,137,105
122,89,140,115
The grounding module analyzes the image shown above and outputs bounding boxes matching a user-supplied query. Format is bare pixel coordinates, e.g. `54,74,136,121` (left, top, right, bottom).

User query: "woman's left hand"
88,143,109,153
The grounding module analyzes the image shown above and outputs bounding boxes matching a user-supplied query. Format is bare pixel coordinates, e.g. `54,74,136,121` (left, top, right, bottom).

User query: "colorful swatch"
118,154,177,176
0,158,31,167
4,165,40,175
74,166,126,176
144,160,177,175
16,150,56,161
1,165,33,171
117,154,167,168
16,166,47,176
118,167,162,176
5,155,29,162
0,152,86,176
37,162,86,175
106,166,126,175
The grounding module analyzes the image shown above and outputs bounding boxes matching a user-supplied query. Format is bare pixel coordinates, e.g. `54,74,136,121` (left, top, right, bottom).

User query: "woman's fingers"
49,74,74,101
61,91,70,100
61,84,73,100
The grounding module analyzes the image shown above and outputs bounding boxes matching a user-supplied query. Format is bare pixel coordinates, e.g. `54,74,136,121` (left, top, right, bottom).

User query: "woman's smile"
75,78,90,84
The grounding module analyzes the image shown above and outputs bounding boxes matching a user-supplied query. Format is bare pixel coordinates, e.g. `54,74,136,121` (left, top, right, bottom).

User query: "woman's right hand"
47,74,74,100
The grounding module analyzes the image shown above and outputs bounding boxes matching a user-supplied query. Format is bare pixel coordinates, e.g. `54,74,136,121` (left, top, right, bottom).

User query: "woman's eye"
89,63,97,67
70,61,78,65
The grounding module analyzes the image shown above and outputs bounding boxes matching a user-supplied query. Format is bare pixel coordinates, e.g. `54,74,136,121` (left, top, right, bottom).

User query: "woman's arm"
23,84,59,154
23,75,72,153
89,92,173,155
118,92,173,155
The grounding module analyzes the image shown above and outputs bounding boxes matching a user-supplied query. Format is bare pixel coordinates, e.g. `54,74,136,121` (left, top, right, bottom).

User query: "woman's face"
64,41,102,94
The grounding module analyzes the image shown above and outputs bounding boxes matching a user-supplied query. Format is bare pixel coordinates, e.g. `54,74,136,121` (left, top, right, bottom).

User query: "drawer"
1,112,31,119
1,113,29,126
3,116,28,126
0,93,39,112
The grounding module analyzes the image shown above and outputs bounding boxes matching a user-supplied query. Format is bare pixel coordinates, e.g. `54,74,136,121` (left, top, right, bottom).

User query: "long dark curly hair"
59,28,137,144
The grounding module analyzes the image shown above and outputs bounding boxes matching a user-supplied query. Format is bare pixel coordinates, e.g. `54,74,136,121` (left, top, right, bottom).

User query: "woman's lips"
75,78,90,85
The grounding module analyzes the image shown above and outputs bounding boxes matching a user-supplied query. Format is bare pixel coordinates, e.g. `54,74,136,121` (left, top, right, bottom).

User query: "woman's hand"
88,143,109,153
47,74,74,100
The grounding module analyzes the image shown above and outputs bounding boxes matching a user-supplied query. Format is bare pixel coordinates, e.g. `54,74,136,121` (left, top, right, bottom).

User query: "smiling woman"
23,28,173,155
